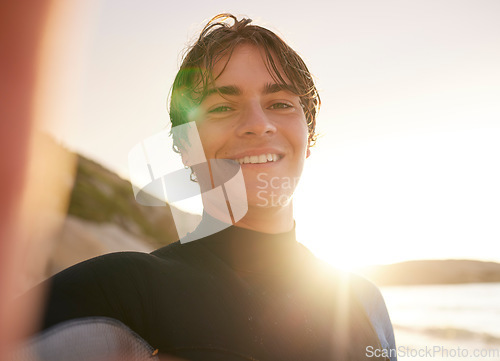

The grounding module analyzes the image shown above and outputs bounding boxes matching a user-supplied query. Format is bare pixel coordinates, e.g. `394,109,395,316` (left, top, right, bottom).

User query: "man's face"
191,44,309,209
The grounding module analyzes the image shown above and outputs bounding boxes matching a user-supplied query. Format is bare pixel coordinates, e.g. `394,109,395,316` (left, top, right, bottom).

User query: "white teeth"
236,153,280,164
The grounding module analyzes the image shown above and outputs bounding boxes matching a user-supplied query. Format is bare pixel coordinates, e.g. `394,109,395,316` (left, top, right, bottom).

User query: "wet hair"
168,13,320,151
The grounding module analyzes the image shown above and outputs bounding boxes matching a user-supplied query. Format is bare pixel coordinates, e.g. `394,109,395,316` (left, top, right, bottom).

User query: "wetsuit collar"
194,212,301,274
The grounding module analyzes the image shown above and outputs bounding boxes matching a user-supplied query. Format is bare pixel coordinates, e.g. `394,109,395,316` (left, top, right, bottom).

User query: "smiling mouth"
236,153,281,165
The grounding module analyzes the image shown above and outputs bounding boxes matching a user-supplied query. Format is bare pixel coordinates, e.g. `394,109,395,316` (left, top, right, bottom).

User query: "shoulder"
45,246,201,299
304,257,397,359
314,264,389,319
60,240,200,273
47,239,214,288
348,273,386,317
347,272,397,359
45,251,169,300
38,252,160,331
301,257,397,359
38,245,209,332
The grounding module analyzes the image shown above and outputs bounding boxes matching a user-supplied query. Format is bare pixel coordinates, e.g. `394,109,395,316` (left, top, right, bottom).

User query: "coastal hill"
358,259,500,286
46,153,201,277
19,135,200,292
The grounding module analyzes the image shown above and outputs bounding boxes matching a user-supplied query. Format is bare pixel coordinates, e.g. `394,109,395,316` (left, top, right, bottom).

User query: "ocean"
380,282,500,360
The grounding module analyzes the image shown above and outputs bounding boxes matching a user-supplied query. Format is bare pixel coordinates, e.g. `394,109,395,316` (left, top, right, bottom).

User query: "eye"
269,102,293,110
209,105,233,113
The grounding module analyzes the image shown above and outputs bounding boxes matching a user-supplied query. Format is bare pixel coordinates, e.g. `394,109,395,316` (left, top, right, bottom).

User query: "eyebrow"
204,85,241,98
203,83,297,100
263,83,296,95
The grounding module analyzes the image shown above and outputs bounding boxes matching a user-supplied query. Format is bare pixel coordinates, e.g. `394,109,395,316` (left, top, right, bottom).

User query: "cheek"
289,121,309,154
198,121,240,159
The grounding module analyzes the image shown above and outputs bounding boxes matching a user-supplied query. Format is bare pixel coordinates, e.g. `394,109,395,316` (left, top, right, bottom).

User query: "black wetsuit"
36,224,396,360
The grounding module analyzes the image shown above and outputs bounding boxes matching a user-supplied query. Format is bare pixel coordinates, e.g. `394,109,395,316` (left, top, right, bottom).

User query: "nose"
236,102,277,137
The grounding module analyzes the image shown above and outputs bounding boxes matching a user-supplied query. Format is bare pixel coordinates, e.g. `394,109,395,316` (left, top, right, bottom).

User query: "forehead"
210,44,291,88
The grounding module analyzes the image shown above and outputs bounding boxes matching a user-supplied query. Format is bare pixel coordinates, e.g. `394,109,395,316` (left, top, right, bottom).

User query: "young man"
26,14,396,361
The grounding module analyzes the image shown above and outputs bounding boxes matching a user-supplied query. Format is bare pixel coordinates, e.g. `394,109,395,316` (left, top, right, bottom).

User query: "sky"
40,0,500,268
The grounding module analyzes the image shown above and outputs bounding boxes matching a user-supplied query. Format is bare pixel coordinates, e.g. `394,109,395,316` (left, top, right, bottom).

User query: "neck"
216,202,295,234
236,203,294,234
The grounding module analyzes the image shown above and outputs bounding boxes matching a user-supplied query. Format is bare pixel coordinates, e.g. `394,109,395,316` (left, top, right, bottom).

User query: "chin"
246,188,293,209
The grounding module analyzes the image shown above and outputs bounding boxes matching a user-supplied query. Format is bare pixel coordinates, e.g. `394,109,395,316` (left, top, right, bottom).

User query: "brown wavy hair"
168,13,320,150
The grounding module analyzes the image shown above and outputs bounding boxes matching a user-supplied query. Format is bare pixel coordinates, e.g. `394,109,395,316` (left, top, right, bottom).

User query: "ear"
306,144,311,159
